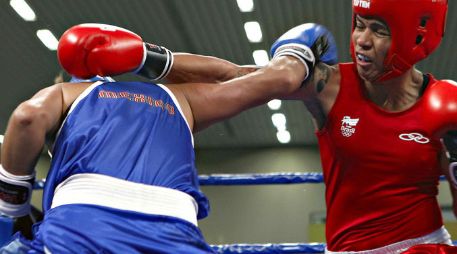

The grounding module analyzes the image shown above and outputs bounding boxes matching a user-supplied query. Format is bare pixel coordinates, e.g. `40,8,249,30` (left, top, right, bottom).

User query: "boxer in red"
275,1,456,252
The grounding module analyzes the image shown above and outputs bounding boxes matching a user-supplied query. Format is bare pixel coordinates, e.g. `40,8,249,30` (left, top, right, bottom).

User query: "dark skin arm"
166,53,339,130
165,53,260,84
167,54,338,132
1,82,91,176
167,56,306,132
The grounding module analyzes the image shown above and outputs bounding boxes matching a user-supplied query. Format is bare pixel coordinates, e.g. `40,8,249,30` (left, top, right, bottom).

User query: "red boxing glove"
58,23,173,80
423,80,457,136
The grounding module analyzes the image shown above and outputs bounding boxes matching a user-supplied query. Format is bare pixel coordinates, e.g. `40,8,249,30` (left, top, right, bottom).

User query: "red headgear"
351,0,448,81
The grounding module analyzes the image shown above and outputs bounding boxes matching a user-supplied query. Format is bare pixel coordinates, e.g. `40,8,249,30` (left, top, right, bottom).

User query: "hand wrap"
0,165,35,218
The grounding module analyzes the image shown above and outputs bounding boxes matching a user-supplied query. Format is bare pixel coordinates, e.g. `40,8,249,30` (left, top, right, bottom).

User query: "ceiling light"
276,130,291,144
271,113,286,129
236,0,254,12
36,29,59,50
9,0,36,21
252,50,269,66
267,99,282,110
244,21,262,43
0,134,3,144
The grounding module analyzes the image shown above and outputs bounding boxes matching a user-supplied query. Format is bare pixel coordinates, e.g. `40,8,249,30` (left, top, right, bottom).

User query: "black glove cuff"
137,43,174,81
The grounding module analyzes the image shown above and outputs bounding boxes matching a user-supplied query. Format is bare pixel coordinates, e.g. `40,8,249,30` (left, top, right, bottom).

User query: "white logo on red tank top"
399,133,430,144
340,116,359,137
353,0,370,8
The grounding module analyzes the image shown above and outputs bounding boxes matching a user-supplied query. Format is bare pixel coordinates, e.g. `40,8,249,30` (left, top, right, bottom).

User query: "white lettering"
353,0,370,9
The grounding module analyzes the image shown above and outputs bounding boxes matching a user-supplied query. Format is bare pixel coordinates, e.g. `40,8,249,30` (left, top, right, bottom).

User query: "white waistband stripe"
51,173,198,226
325,226,452,254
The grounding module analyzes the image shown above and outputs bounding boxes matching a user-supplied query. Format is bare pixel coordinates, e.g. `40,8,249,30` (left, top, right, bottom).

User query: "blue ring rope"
210,243,326,254
33,173,448,189
199,172,324,185
209,241,457,254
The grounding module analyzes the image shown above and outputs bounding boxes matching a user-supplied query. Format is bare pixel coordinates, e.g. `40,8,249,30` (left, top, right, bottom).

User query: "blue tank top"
42,81,209,219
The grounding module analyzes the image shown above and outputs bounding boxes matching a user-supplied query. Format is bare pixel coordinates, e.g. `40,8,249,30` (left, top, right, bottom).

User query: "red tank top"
317,63,443,251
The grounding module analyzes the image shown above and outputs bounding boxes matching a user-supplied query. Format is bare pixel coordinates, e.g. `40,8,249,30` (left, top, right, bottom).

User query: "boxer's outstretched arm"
167,53,260,84
171,55,305,132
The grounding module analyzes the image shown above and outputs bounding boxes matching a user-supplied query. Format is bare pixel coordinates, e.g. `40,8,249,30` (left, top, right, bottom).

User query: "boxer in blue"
0,24,336,253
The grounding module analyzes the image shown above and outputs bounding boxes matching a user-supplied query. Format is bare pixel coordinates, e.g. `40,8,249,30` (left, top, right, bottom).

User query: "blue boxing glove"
270,23,338,80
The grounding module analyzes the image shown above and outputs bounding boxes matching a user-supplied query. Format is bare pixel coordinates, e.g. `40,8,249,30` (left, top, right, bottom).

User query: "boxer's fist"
270,23,338,80
58,23,173,80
